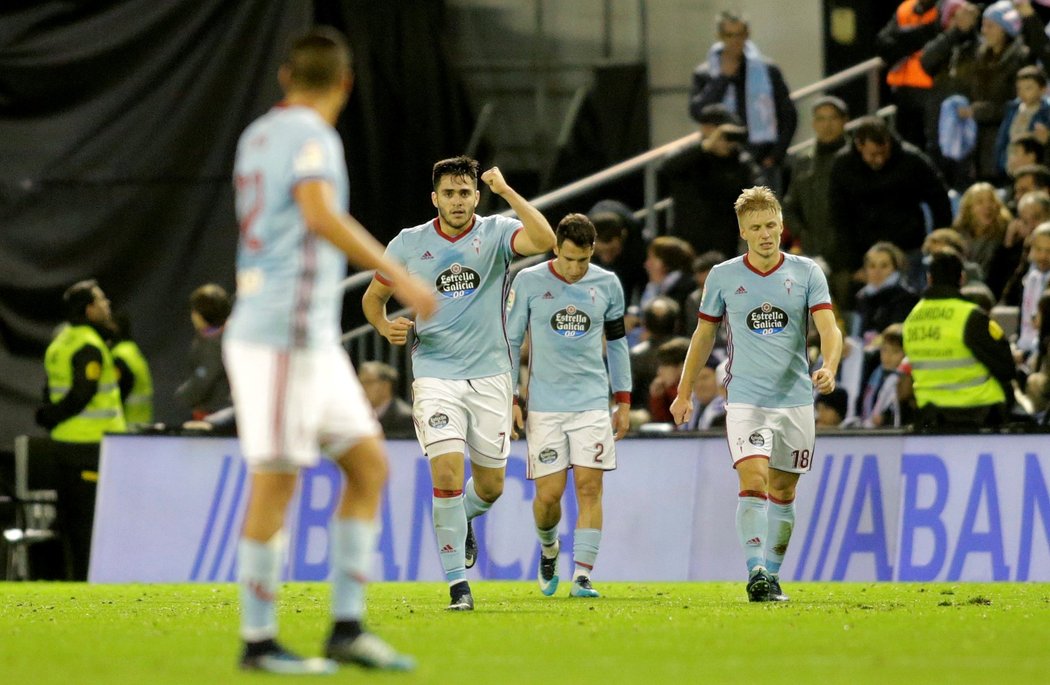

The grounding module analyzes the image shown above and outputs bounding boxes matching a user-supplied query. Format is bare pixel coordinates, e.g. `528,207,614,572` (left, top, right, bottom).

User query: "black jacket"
659,143,759,257
829,137,951,268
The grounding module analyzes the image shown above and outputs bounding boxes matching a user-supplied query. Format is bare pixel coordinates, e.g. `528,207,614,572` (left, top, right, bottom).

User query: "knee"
359,455,388,490
473,474,504,502
430,456,463,490
769,483,797,503
534,487,561,509
575,479,603,505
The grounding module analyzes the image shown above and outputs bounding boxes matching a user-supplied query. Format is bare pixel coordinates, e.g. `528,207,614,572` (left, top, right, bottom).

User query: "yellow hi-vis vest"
111,340,154,425
902,297,1006,408
45,324,127,443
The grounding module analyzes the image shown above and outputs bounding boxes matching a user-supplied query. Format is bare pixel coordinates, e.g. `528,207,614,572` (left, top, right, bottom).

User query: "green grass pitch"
1,581,1047,684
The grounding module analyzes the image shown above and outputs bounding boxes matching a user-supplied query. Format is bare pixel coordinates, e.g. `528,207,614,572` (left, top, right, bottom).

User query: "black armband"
604,317,626,341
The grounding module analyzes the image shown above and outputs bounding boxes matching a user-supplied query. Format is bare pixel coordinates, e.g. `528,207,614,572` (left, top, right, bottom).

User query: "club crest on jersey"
538,448,558,464
550,304,591,338
472,236,482,255
748,431,765,447
783,277,794,295
436,263,480,299
428,412,449,428
746,302,788,335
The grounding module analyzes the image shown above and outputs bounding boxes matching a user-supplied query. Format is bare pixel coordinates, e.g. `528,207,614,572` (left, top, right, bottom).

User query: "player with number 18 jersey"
698,252,832,408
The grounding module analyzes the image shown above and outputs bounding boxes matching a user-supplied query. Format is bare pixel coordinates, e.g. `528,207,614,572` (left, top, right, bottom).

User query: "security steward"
36,280,127,443
110,312,154,426
902,250,1015,431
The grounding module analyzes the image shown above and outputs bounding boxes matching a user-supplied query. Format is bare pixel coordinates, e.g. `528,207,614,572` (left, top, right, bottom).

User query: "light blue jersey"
698,253,832,407
227,105,349,349
377,214,522,379
506,261,631,412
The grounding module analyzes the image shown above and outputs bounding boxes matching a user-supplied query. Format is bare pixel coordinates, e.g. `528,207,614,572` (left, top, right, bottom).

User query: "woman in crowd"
953,181,1012,276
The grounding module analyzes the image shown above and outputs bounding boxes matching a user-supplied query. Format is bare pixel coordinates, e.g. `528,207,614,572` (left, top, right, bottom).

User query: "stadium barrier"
88,433,1050,583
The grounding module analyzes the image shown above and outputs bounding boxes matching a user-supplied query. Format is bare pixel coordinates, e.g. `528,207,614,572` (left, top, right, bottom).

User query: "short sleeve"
496,215,526,259
374,233,406,286
605,275,626,320
291,134,333,184
697,266,726,322
806,261,833,313
505,272,529,346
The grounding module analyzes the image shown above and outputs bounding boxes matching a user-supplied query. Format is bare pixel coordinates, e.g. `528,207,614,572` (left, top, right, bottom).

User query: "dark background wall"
0,0,478,447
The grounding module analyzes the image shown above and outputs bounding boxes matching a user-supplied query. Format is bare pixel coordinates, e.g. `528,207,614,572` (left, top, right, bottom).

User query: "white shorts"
525,409,616,480
724,403,816,474
411,373,512,468
223,340,380,470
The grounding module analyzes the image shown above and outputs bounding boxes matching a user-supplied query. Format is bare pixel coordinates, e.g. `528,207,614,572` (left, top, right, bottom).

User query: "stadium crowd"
37,3,1050,445
622,3,1050,434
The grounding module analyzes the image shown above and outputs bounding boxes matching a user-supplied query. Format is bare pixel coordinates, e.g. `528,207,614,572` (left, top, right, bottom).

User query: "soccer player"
505,213,631,599
669,186,841,602
363,157,555,610
226,28,436,674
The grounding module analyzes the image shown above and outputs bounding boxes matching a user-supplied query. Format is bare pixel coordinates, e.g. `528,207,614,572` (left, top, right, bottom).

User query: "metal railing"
340,56,886,381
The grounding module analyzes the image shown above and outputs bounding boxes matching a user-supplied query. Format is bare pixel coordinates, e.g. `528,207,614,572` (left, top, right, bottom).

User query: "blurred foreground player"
670,187,841,602
227,28,434,674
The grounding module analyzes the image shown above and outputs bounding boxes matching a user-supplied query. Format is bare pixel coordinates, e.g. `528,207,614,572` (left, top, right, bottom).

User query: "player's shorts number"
791,449,811,469
594,442,604,463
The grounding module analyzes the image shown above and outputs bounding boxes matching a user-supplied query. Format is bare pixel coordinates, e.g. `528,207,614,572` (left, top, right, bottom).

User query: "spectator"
1008,163,1050,210
647,338,691,425
993,66,1050,177
859,324,907,428
629,296,688,411
175,283,232,420
357,361,414,439
1017,0,1050,65
660,106,759,257
684,250,727,326
852,241,919,346
679,357,727,431
952,181,1012,276
991,189,1050,298
36,280,127,443
920,229,988,291
815,387,854,429
960,283,996,313
903,250,1015,430
970,1,1030,182
921,1,981,186
1016,223,1050,357
1004,133,1045,181
588,199,647,305
688,11,797,192
783,95,850,299
876,0,942,152
1022,289,1050,414
110,311,154,427
829,116,952,273
640,236,695,314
